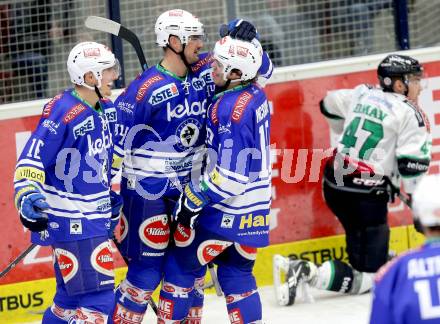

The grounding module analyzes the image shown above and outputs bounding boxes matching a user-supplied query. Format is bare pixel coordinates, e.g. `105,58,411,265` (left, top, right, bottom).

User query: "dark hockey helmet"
377,54,423,92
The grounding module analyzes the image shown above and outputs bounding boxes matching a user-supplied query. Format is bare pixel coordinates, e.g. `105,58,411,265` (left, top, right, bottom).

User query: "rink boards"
1,46,440,322
0,225,425,323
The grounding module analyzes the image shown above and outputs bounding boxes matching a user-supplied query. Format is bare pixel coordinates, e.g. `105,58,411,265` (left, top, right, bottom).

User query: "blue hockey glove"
109,190,122,236
15,186,49,232
219,19,259,41
174,183,209,229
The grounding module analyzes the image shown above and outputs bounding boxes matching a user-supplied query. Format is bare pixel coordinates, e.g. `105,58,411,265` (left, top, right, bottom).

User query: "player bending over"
274,54,431,306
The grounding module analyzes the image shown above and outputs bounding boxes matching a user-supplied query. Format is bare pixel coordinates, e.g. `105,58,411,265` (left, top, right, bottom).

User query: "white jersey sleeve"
395,100,431,193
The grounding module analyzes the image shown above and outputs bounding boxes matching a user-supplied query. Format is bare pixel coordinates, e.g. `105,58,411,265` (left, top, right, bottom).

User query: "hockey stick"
85,16,148,71
0,243,36,278
207,263,223,296
397,192,411,208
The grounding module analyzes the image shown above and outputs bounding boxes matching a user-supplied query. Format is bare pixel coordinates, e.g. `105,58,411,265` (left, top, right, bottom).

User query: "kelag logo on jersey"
87,131,112,156
148,83,179,105
167,98,207,121
73,116,94,139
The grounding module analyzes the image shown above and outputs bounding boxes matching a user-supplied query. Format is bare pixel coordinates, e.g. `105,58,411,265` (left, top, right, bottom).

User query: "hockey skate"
273,254,317,306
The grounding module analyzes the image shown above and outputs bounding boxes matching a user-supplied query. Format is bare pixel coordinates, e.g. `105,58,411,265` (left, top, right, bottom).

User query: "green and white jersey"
321,84,431,193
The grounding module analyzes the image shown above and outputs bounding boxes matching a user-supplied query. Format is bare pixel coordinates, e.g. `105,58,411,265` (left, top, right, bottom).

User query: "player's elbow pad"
319,99,343,120
397,157,430,177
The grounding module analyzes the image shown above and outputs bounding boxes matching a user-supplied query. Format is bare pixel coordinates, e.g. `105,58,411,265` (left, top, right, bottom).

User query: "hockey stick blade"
85,16,148,71
85,16,121,36
0,243,36,278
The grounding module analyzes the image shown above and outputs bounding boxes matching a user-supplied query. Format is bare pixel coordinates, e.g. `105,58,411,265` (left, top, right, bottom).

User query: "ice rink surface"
25,285,372,323
141,285,372,324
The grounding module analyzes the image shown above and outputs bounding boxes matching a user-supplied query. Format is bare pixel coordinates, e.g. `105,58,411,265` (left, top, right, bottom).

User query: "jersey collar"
213,83,251,101
156,63,187,81
71,89,103,114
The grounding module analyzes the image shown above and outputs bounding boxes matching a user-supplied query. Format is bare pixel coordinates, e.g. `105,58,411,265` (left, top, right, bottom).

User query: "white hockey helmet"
67,41,119,89
412,174,440,227
155,9,205,47
213,36,263,82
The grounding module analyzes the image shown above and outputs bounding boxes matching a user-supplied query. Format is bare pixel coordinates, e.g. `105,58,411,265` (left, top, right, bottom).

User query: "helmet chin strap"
167,42,191,70
402,76,410,96
82,75,104,104
94,85,103,100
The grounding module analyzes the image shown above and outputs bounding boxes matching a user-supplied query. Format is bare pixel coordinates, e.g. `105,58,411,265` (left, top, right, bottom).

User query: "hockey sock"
111,279,153,323
42,304,76,323
314,260,354,293
111,259,162,323
350,270,374,294
314,260,374,295
158,280,195,322
185,276,205,323
217,264,262,323
225,289,262,323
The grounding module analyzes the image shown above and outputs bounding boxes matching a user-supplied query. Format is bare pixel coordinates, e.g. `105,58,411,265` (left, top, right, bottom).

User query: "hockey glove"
15,186,49,232
219,19,259,41
109,190,123,237
174,183,209,229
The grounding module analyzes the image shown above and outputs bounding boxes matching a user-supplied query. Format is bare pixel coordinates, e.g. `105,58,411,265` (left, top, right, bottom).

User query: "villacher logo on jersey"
139,214,170,250
55,248,79,283
91,241,114,277
174,223,195,247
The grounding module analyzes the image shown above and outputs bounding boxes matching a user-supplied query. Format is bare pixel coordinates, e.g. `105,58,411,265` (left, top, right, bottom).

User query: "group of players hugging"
12,6,438,324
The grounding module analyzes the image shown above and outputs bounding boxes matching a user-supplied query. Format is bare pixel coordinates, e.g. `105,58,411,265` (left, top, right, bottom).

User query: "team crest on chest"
176,118,201,149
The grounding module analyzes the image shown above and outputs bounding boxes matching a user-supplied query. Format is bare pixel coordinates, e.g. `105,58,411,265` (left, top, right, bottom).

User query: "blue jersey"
370,241,440,324
113,53,214,200
198,83,271,247
112,51,273,201
14,89,115,244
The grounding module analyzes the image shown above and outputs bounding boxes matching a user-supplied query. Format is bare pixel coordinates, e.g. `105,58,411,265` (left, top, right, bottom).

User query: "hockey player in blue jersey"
110,9,273,323
13,41,122,323
156,35,271,323
370,174,440,324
